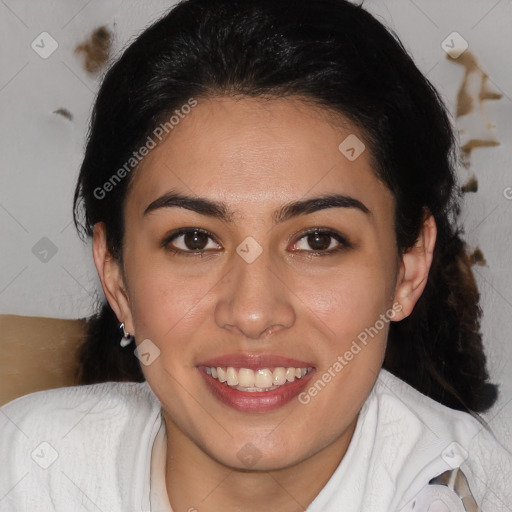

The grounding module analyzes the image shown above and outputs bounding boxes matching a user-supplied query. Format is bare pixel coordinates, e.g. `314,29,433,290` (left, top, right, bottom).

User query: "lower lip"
199,368,315,412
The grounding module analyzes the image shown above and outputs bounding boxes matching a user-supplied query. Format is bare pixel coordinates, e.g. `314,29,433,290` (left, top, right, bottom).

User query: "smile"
197,355,316,412
203,366,313,391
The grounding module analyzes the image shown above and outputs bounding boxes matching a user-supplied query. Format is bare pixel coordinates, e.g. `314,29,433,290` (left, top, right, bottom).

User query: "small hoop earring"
119,322,133,348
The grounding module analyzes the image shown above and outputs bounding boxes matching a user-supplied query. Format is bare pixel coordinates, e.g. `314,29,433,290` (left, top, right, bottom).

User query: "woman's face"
96,96,430,471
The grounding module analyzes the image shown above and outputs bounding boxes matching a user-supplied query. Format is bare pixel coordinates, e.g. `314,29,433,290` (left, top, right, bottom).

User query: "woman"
1,0,510,510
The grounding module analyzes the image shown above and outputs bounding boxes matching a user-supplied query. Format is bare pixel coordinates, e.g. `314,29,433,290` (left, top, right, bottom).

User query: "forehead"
126,96,393,219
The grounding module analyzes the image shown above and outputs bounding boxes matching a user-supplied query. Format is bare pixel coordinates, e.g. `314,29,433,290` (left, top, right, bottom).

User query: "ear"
392,213,437,321
92,222,134,334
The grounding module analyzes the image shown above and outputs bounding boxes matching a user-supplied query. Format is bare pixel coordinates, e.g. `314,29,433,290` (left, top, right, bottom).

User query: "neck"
163,413,358,512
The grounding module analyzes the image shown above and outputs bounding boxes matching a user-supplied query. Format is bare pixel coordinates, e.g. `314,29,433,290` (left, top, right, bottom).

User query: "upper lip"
197,353,314,370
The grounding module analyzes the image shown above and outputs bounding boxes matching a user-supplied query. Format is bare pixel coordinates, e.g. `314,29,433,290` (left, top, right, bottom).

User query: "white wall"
1,0,511,446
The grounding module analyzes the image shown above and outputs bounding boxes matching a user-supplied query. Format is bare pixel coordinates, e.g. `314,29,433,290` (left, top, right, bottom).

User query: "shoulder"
2,379,159,414
0,381,162,510
371,369,512,510
0,380,162,454
1,380,160,436
373,369,484,436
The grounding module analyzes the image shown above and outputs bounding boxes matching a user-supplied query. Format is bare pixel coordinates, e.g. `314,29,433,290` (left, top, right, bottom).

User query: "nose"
214,246,296,340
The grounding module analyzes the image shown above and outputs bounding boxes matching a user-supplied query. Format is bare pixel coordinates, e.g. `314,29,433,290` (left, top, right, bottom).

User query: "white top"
1,369,511,511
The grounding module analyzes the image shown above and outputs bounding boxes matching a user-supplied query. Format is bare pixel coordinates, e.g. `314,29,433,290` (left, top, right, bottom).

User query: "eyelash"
161,227,351,258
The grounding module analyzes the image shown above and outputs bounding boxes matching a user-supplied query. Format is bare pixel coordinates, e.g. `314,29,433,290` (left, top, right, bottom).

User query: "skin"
93,96,436,511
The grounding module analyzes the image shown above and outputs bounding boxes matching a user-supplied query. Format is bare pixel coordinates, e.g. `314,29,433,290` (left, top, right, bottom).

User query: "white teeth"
217,367,226,383
273,367,287,386
234,385,280,392
226,367,238,386
206,365,312,390
238,368,255,387
254,369,273,388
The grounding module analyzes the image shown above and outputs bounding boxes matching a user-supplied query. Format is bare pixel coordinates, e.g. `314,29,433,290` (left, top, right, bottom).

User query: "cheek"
128,271,220,389
293,258,396,344
123,223,397,362
125,255,218,350
131,263,392,337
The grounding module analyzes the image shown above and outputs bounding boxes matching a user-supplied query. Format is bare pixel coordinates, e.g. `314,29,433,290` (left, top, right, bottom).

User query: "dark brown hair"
74,0,497,413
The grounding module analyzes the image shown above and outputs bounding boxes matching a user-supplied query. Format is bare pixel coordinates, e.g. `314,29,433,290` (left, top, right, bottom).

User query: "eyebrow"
144,190,370,224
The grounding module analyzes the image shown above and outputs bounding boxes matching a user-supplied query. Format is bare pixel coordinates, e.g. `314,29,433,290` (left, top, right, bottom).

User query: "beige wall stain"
74,26,112,75
447,50,503,268
448,51,502,169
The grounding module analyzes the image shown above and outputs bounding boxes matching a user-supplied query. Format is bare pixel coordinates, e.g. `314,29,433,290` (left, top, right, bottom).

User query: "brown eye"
307,232,332,251
183,230,209,250
163,228,221,254
291,229,351,255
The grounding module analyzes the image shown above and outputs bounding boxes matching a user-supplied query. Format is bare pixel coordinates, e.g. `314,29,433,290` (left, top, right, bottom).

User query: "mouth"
197,355,315,412
203,365,313,391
